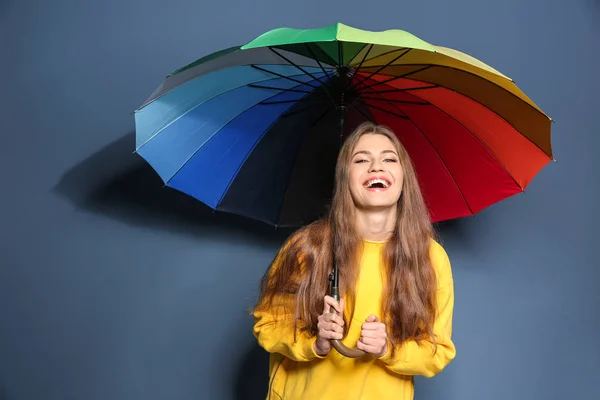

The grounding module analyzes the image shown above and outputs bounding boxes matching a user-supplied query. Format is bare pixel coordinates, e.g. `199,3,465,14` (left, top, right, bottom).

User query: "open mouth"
363,178,391,190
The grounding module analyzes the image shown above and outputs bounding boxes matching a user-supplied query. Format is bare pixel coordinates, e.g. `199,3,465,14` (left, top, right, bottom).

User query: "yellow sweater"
253,239,456,400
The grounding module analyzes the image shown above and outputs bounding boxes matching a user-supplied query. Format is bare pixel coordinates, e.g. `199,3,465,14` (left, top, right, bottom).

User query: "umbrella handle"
329,299,366,358
329,262,365,358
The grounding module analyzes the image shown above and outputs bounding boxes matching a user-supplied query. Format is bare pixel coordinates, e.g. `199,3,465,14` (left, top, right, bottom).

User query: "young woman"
253,122,456,400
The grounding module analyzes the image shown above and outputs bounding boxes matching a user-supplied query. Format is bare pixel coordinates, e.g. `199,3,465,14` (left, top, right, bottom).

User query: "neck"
355,206,397,242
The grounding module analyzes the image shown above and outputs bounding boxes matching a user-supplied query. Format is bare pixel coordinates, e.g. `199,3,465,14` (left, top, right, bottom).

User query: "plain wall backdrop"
1,0,599,399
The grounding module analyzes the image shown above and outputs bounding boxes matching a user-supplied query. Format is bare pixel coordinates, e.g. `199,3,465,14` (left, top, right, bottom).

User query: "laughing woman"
252,122,456,400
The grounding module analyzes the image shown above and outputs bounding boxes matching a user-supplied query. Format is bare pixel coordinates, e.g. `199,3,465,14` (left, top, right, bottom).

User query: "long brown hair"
255,122,438,352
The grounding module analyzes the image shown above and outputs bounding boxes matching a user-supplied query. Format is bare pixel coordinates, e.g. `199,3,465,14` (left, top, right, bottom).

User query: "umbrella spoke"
250,64,321,89
354,104,376,123
259,97,326,105
281,97,330,118
248,83,314,94
363,103,408,119
343,44,373,94
268,47,337,102
310,106,332,127
353,48,412,89
304,43,333,80
250,64,337,107
357,65,432,91
352,81,412,118
352,47,407,67
359,97,428,105
371,85,439,93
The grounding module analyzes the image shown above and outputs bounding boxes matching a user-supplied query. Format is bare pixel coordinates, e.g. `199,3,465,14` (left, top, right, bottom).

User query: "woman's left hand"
357,314,388,357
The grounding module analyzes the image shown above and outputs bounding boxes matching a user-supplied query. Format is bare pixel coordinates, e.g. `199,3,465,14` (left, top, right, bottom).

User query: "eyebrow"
352,149,398,157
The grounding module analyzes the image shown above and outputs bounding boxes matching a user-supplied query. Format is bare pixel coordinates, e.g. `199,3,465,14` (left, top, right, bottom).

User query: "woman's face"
348,133,404,211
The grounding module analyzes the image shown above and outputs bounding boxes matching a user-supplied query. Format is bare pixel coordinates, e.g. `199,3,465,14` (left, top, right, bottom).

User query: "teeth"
364,178,390,188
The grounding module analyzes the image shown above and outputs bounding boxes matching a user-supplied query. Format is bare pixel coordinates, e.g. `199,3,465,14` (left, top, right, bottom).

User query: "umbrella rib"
251,64,338,107
372,85,439,93
354,103,376,122
343,44,373,94
250,64,321,89
359,97,428,105
309,106,332,127
401,92,525,191
351,81,413,117
135,72,315,152
408,117,474,215
304,43,333,80
356,81,473,212
352,44,375,70
259,97,327,105
216,95,333,218
281,99,328,118
362,78,524,193
387,110,474,215
268,47,337,102
167,79,319,189
346,76,421,112
353,48,412,89
363,103,409,119
355,81,471,210
356,65,432,92
369,66,552,158
349,47,408,68
274,100,336,227
359,62,551,120
247,83,315,94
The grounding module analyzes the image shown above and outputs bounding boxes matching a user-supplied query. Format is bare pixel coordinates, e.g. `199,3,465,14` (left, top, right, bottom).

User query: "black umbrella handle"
328,271,366,358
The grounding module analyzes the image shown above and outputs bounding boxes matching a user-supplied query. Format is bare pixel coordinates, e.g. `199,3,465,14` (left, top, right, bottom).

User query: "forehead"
353,133,396,153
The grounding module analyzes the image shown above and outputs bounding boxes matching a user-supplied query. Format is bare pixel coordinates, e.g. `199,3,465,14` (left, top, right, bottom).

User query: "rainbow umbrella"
134,22,553,227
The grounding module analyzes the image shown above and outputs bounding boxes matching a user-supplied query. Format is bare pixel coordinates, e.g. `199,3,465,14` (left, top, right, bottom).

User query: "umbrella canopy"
134,22,553,227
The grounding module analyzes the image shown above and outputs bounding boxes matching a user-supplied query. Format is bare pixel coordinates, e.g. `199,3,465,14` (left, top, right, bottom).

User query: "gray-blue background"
1,0,598,399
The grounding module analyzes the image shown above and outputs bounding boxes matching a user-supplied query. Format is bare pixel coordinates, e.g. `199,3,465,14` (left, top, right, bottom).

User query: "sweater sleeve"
253,293,325,362
378,241,456,378
252,240,325,362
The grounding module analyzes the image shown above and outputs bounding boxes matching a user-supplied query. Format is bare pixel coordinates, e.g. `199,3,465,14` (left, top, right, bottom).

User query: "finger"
323,296,341,314
360,328,382,338
365,314,380,323
323,296,332,314
360,330,386,341
318,318,344,333
323,313,345,327
356,340,379,354
321,329,343,340
319,320,343,334
362,322,386,331
361,326,387,342
358,336,383,346
327,322,344,333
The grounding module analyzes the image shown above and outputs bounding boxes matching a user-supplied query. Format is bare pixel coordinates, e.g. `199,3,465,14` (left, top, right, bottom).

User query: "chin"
359,201,398,211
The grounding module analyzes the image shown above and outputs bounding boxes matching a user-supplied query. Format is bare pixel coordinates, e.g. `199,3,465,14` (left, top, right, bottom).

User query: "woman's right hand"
314,295,345,356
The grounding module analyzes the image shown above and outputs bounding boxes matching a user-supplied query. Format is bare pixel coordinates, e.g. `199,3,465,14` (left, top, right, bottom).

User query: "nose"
369,160,384,172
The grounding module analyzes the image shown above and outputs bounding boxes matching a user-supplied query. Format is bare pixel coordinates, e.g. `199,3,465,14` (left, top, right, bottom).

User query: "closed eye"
384,158,398,162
